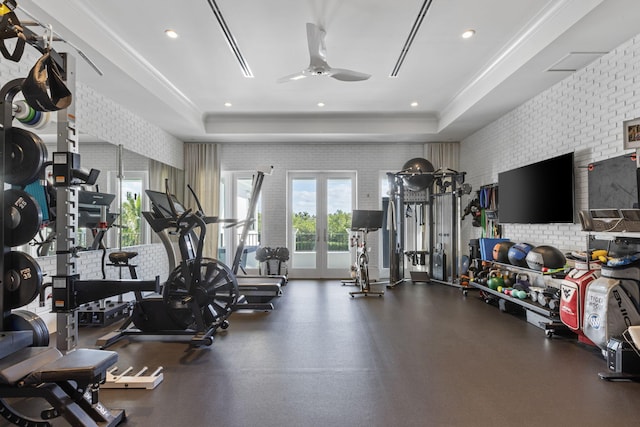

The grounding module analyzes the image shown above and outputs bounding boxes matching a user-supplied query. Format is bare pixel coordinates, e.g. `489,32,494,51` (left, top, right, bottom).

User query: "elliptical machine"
97,183,239,348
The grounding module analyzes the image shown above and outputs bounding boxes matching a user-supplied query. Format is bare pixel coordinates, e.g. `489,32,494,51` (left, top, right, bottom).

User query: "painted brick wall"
1,50,183,333
76,84,183,169
0,46,182,168
221,142,425,272
460,33,640,254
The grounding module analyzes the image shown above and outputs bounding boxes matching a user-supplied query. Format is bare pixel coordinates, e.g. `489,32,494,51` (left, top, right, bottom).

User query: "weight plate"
25,109,41,125
6,310,49,347
4,127,47,185
13,100,31,121
4,189,42,247
32,111,50,129
4,251,43,310
19,106,36,123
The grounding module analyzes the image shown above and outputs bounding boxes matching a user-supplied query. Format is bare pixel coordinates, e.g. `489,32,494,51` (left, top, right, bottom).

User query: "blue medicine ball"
508,243,533,267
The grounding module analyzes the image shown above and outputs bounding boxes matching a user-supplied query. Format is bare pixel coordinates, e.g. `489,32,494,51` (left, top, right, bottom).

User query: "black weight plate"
4,189,42,247
4,127,47,185
4,251,43,310
6,310,50,347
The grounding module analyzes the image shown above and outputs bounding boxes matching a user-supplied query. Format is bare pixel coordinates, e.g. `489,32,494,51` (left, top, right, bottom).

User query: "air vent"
206,0,253,78
390,0,435,77
546,52,607,72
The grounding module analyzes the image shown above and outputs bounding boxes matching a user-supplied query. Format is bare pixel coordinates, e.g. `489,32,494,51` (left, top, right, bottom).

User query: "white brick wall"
76,84,183,169
221,142,425,271
460,33,640,254
1,50,183,333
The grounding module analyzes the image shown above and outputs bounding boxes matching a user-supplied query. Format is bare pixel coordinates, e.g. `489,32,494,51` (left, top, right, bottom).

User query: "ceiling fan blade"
329,68,371,82
277,70,308,83
306,22,328,67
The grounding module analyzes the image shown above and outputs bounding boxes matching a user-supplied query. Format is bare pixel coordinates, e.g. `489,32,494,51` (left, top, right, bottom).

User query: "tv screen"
498,152,575,224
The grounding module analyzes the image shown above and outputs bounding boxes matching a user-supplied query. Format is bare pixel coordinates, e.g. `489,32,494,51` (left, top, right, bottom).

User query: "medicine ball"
525,245,566,271
402,158,435,191
492,241,515,263
508,243,533,267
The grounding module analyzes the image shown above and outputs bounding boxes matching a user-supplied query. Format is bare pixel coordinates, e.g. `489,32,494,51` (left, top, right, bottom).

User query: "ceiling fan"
277,23,371,83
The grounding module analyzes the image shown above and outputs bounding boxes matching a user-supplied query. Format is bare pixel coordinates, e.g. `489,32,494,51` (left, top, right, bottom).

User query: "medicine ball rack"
469,261,567,337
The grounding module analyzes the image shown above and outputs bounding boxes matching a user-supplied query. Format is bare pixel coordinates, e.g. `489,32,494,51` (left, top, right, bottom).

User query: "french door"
288,172,356,278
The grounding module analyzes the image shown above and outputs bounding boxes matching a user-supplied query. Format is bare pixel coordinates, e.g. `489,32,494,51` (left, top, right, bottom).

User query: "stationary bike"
349,229,383,298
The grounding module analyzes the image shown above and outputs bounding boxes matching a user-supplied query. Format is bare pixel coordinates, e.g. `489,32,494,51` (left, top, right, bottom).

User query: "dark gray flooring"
7,280,640,426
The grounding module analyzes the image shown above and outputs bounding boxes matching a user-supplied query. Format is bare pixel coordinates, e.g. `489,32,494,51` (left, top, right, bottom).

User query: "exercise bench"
0,346,125,426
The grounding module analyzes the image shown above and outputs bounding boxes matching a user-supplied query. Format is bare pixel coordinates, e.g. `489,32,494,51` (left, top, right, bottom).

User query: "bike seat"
109,251,138,264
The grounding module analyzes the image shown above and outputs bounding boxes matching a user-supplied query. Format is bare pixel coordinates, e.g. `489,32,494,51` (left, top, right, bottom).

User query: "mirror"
14,132,182,259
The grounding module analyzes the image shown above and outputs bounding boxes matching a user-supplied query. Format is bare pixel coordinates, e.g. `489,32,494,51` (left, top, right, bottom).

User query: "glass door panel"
288,173,355,278
326,178,352,270
291,178,317,269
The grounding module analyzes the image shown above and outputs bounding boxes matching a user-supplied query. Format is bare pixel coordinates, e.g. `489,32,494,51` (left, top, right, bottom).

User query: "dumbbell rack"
469,262,568,337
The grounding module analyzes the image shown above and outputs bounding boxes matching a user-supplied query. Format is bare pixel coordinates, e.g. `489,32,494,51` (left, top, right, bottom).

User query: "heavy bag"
582,277,640,350
22,50,72,111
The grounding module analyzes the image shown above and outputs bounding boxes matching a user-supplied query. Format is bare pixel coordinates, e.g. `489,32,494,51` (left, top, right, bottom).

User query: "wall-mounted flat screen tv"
498,152,575,224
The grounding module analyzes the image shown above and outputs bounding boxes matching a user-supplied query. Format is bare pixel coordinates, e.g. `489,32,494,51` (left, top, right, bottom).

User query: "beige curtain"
183,143,221,258
424,142,460,171
149,159,185,200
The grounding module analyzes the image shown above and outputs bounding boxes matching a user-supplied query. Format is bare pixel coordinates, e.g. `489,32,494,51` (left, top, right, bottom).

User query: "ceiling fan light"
165,29,179,39
462,29,476,39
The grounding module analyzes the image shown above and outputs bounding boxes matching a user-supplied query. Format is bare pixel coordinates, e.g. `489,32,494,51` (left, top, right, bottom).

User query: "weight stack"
432,250,446,282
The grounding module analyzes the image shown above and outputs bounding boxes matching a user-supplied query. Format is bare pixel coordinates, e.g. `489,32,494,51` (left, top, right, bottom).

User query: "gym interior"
2,1,640,426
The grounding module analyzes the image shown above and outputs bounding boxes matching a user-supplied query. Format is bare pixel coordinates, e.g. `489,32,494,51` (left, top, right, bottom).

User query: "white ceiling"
14,0,640,144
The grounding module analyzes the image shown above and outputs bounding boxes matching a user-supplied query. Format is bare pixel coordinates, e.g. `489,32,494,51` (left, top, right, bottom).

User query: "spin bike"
97,184,240,348
348,210,384,297
349,230,383,298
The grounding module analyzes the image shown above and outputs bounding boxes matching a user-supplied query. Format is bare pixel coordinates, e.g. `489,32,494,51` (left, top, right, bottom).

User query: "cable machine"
387,158,471,288
429,170,471,286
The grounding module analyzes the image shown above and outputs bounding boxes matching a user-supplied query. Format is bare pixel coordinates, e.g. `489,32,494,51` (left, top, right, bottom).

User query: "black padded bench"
0,346,125,426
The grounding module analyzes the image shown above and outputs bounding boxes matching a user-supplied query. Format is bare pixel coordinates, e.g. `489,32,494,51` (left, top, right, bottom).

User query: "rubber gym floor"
5,280,640,427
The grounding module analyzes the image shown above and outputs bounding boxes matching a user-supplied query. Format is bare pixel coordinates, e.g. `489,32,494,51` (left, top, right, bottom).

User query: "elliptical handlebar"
164,178,179,219
187,184,205,215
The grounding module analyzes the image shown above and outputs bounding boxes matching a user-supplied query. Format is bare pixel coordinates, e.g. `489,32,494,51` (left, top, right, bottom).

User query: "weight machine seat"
109,251,139,265
0,347,117,386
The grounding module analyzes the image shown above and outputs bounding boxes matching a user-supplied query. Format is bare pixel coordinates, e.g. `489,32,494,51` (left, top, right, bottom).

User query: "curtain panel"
183,144,221,258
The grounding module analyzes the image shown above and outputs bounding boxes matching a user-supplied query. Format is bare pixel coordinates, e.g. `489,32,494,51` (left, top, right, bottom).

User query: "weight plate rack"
0,77,50,353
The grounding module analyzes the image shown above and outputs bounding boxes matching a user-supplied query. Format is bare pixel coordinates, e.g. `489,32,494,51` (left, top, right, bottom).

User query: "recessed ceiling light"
317,102,325,107
165,29,179,39
224,102,232,107
461,29,475,39
410,101,419,107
